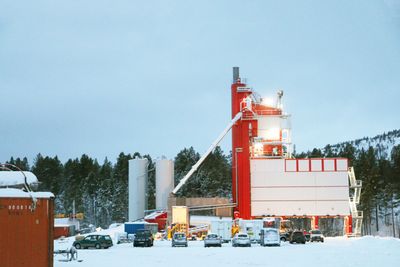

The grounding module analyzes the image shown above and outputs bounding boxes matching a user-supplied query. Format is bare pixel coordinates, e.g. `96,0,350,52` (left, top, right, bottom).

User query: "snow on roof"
55,218,72,224
0,171,38,186
145,211,167,220
0,188,54,198
54,224,71,228
125,220,158,225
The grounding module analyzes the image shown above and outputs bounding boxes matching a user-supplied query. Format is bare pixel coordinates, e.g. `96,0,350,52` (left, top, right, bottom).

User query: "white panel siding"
315,201,349,216
251,200,349,216
250,159,350,216
314,172,348,186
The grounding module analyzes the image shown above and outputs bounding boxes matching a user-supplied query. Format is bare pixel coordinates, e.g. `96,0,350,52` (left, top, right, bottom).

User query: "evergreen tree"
32,154,63,194
6,156,30,170
323,144,336,157
309,148,323,158
174,147,201,197
390,145,400,197
63,158,82,214
143,154,156,210
31,154,64,212
198,146,231,197
174,146,231,198
96,158,114,227
338,143,356,165
111,152,133,222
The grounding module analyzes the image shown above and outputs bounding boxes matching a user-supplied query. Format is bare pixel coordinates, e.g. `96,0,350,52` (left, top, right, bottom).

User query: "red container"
0,189,54,267
145,211,168,231
53,225,70,240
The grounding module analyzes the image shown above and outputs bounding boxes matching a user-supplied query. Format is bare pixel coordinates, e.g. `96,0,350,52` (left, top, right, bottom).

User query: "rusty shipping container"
0,188,54,267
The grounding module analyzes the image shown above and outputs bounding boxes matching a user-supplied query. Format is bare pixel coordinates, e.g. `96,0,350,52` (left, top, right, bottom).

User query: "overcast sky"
1,0,399,164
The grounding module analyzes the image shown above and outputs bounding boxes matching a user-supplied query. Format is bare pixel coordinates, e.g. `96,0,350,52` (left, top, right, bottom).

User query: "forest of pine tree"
2,130,400,236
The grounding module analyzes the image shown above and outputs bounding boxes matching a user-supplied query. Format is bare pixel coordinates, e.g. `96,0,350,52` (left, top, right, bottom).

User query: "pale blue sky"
1,0,399,163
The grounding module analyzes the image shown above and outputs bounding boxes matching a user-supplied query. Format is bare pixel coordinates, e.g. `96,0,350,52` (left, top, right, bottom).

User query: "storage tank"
128,158,148,221
155,158,174,210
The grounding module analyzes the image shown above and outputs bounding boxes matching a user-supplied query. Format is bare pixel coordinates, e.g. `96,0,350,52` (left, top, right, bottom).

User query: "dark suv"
289,231,306,244
73,234,113,249
133,230,154,247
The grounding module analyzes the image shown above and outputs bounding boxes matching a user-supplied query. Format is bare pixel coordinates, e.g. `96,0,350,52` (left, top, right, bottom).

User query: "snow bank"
0,171,38,186
54,235,400,267
0,188,54,198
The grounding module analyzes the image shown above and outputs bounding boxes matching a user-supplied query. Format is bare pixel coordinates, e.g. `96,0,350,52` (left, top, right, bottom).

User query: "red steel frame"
231,79,253,219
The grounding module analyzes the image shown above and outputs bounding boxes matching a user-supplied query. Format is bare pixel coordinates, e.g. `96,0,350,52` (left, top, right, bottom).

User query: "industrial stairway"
348,167,363,237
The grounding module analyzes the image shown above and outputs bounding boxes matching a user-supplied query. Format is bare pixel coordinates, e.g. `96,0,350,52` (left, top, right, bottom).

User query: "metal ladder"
348,167,363,237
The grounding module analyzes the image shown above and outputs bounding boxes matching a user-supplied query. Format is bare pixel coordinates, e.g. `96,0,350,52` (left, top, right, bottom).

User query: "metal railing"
348,167,363,236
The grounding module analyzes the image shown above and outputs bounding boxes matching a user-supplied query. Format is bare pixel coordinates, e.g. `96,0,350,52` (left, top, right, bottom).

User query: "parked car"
310,230,325,242
172,232,188,247
280,230,293,242
232,233,251,247
133,229,154,247
289,231,306,244
204,233,222,247
260,228,280,246
73,234,113,249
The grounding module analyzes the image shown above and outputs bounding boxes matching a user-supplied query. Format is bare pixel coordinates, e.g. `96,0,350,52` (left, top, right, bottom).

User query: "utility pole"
391,192,396,238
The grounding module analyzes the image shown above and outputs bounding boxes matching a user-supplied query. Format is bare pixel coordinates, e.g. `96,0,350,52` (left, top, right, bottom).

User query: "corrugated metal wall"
0,197,54,267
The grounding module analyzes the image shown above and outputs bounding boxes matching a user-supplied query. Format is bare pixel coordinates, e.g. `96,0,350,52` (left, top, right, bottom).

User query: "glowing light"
262,97,274,107
265,128,280,140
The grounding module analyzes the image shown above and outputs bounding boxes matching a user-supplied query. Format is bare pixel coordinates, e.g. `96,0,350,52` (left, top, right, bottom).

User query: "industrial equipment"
130,67,363,237
229,67,362,236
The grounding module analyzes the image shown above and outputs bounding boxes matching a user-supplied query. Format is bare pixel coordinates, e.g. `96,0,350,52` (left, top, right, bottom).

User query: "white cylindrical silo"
128,158,148,221
155,158,174,210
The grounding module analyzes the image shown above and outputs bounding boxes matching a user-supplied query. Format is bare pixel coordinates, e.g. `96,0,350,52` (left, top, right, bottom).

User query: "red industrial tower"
231,67,285,219
230,67,363,236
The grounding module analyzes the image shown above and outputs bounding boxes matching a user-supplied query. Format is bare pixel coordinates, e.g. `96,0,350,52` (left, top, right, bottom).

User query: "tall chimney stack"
233,67,239,82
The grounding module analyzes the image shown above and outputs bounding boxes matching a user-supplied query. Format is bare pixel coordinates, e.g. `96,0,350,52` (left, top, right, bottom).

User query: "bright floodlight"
265,128,280,140
261,97,274,107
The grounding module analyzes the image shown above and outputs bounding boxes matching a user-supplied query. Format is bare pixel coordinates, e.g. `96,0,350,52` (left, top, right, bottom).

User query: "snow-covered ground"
54,227,400,267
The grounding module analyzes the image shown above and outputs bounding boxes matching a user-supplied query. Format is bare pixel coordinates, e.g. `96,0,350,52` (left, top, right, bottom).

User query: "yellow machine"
231,220,240,237
167,223,188,240
167,206,189,239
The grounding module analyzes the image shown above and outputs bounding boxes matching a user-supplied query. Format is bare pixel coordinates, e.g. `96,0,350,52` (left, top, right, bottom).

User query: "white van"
259,228,281,246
